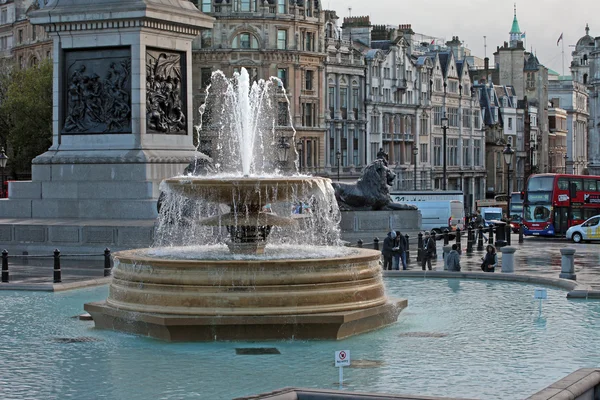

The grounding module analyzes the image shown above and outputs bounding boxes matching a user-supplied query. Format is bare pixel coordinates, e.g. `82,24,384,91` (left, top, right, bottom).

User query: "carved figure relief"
63,49,131,134
146,50,186,134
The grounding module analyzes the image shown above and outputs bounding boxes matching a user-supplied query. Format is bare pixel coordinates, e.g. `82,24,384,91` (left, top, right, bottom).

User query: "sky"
325,0,600,75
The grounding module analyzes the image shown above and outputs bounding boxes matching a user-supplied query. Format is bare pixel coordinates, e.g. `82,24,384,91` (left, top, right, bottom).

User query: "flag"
557,33,563,46
521,32,526,39
431,39,435,45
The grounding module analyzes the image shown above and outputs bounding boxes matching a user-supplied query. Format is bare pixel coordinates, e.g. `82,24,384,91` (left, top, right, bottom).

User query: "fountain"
84,69,406,341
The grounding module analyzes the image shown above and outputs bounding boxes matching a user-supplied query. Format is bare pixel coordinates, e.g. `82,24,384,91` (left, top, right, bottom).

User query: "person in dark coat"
421,231,434,271
382,231,396,271
393,230,407,270
446,244,461,272
480,244,498,272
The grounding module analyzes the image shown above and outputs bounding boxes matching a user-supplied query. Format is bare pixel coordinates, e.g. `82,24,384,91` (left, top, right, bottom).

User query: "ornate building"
589,34,600,175
191,0,326,169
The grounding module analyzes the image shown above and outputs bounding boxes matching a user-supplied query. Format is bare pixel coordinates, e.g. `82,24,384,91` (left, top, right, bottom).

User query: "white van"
480,207,503,227
404,200,465,235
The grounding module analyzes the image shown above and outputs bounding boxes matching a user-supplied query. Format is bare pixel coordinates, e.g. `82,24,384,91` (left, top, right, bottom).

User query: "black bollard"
357,239,363,248
405,234,410,264
488,225,494,244
443,229,449,245
373,237,380,251
455,228,461,251
1,249,8,283
477,226,484,251
505,224,512,246
519,224,524,244
104,248,112,277
53,249,61,283
417,232,423,262
466,227,473,255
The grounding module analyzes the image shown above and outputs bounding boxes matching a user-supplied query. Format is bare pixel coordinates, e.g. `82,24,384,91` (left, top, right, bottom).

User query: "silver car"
566,215,600,243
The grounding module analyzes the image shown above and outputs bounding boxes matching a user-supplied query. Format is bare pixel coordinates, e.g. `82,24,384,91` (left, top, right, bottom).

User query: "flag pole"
561,36,565,76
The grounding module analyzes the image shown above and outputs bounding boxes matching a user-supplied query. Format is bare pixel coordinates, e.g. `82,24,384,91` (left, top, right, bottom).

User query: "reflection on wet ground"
407,234,600,289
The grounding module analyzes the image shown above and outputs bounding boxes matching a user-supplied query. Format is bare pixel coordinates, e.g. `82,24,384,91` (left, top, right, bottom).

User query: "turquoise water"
1,278,600,399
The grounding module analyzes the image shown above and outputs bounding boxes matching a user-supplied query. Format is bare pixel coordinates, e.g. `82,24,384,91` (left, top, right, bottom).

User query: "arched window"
232,32,259,49
583,73,588,85
583,54,588,65
29,57,38,67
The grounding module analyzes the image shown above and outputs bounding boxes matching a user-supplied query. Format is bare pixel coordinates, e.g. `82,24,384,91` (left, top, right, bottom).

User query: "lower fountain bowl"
84,247,406,341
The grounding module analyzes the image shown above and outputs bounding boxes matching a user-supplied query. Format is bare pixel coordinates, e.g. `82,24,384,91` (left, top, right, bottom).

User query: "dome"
576,24,594,49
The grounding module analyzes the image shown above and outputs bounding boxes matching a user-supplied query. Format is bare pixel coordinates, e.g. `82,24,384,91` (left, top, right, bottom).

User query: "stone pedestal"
500,246,516,273
559,248,577,280
0,0,214,252
339,209,421,244
0,1,213,221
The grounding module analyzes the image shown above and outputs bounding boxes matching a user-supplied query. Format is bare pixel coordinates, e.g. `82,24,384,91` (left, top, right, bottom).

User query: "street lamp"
0,147,7,198
276,136,290,170
336,149,341,182
412,144,418,191
564,153,569,174
441,113,448,190
503,143,515,218
296,140,303,173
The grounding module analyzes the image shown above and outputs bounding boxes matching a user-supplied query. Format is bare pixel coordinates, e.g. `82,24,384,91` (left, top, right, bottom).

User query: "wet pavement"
405,233,600,289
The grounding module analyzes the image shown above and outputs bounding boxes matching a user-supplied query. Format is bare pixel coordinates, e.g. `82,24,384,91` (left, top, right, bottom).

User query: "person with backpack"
393,230,407,270
421,231,434,271
480,244,498,272
446,244,461,272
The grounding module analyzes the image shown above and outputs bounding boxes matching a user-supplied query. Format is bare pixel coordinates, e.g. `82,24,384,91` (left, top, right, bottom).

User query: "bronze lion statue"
331,159,417,211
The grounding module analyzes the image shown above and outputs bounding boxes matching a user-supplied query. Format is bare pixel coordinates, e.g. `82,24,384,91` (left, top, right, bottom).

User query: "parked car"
566,215,600,243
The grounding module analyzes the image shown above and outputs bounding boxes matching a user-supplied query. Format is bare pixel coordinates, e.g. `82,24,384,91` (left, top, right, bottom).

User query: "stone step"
9,181,156,200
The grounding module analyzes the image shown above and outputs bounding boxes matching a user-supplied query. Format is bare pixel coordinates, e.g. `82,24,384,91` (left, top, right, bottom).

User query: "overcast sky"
325,0,599,75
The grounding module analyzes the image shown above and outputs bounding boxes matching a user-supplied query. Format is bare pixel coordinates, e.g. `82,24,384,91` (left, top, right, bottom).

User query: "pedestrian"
421,231,434,271
446,244,461,272
429,230,438,260
382,230,396,271
480,244,498,272
393,230,407,270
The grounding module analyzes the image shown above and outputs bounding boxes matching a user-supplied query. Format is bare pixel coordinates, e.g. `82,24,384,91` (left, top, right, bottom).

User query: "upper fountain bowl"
163,175,331,205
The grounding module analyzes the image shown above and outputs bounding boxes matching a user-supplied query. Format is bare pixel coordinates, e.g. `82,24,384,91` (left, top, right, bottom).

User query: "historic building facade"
0,0,51,65
191,0,326,169
589,34,600,175
322,11,367,179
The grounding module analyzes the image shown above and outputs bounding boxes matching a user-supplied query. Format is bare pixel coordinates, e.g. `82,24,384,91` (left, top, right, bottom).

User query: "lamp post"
564,153,569,174
336,149,341,182
296,140,303,173
413,144,418,191
0,147,7,198
276,136,290,170
503,143,515,218
441,113,448,190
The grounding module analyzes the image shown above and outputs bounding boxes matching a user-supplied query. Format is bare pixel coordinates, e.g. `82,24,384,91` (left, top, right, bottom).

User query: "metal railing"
1,248,112,284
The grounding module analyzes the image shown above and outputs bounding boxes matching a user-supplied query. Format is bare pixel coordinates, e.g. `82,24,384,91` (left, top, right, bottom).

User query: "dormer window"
277,0,286,13
201,0,211,12
232,32,259,49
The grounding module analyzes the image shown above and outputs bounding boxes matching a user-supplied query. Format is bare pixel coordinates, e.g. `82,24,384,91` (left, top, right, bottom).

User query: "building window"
18,29,23,44
508,117,513,129
328,87,335,118
463,139,470,166
463,109,471,128
433,137,442,166
474,110,480,129
302,103,315,127
201,30,212,48
448,107,459,127
435,78,442,92
200,68,212,88
340,87,347,118
352,87,359,111
420,143,428,163
474,139,481,166
305,70,313,90
304,32,314,51
232,32,259,49
449,80,458,93
277,29,287,50
277,0,286,13
448,138,459,166
0,36,6,50
32,26,36,42
277,68,287,89
352,130,359,165
201,0,211,12
278,102,289,126
433,106,442,126
420,114,428,135
0,10,7,24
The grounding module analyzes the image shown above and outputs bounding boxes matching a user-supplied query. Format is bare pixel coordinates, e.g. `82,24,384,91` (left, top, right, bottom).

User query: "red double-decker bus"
523,173,600,237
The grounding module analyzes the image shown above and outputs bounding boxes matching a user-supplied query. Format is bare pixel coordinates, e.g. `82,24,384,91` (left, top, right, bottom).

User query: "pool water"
1,278,600,400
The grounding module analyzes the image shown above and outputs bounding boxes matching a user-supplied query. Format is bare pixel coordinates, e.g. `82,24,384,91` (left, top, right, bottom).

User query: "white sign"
335,350,351,367
558,194,569,202
534,288,548,300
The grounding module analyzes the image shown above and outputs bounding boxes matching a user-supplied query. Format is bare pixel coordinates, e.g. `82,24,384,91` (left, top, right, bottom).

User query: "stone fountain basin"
163,176,331,205
102,247,387,316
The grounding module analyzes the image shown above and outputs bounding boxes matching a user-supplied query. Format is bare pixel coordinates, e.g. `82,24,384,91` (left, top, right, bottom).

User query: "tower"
509,3,522,49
